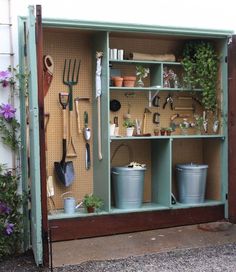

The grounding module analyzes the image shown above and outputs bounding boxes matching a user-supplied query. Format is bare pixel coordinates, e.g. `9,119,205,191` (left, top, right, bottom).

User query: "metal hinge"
23,22,27,57
228,36,232,45
43,230,48,241
225,193,228,200
225,56,228,63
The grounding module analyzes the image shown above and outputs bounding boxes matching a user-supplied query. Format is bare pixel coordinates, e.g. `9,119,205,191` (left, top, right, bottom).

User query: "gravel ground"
1,243,236,272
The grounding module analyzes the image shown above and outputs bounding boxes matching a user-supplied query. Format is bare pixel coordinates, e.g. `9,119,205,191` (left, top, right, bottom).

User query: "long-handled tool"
63,59,81,157
45,113,56,214
54,92,75,187
96,52,103,160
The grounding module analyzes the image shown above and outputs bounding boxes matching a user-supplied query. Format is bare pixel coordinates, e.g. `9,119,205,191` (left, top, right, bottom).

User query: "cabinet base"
49,204,224,242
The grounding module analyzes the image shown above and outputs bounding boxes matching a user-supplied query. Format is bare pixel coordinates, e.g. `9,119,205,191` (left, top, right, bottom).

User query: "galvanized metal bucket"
111,166,146,209
176,163,208,204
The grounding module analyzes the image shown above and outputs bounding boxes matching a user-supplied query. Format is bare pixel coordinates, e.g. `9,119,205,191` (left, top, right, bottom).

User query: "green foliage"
0,165,23,260
0,117,20,151
82,194,103,209
123,119,135,128
0,66,22,260
194,114,204,130
181,41,218,112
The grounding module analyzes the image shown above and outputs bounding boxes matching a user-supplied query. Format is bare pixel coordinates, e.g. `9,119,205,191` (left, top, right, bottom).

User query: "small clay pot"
86,206,95,213
123,76,136,87
160,129,166,136
112,76,123,87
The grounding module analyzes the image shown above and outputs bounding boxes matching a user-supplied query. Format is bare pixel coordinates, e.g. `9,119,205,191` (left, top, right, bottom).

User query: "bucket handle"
112,171,119,175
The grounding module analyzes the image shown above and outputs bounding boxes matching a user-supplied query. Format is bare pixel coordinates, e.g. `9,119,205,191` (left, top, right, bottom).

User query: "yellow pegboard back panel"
43,30,94,209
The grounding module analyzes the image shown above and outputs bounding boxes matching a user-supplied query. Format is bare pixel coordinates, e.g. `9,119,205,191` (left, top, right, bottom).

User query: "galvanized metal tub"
176,163,208,204
111,166,146,209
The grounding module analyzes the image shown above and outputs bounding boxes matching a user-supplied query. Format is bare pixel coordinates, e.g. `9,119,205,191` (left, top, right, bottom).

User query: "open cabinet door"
25,5,43,265
228,35,236,223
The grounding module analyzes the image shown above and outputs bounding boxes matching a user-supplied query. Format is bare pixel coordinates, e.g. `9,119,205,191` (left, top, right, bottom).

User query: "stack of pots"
111,76,136,87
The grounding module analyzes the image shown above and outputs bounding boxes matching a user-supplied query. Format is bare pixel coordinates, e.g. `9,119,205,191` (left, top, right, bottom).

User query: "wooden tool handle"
62,109,67,140
75,100,81,134
174,107,194,111
98,97,102,160
143,113,147,134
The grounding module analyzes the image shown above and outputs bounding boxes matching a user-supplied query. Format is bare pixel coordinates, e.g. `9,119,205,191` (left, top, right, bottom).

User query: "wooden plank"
92,32,110,210
27,5,43,266
36,5,49,266
228,35,236,223
49,205,224,241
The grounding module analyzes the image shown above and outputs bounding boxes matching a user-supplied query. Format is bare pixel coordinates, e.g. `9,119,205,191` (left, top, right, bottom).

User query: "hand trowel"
83,111,91,170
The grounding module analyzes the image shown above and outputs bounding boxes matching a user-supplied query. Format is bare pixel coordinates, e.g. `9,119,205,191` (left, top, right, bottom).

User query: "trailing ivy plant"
181,40,218,112
0,164,22,260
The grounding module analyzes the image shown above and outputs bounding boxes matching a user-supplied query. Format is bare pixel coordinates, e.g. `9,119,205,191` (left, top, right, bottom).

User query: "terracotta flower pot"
160,129,166,136
86,206,95,213
112,76,123,87
123,76,136,87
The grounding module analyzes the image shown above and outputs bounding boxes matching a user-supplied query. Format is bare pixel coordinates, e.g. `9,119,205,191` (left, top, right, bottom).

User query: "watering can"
61,192,83,214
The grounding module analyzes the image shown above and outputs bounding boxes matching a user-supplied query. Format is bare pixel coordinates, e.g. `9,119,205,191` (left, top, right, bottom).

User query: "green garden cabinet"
19,5,236,266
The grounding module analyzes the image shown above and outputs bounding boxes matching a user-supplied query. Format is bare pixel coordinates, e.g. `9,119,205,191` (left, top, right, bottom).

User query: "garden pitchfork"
63,59,81,157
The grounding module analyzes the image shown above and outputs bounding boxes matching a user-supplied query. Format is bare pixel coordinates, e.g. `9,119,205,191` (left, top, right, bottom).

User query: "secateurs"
163,93,174,110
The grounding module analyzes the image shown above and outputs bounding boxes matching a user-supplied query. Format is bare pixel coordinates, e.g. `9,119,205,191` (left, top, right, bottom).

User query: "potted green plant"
194,114,204,134
154,127,159,136
136,65,150,87
181,40,218,113
165,127,173,136
160,127,166,136
179,119,190,135
123,119,135,136
82,194,103,213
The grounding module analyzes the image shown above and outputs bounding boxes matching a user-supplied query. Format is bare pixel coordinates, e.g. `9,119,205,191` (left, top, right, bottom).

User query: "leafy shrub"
0,165,22,260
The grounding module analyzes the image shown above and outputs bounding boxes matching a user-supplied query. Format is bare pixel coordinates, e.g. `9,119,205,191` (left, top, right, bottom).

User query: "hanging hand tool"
152,94,160,107
63,59,81,157
45,113,56,214
74,97,90,134
153,112,160,124
43,55,54,96
83,111,91,170
203,111,208,133
163,93,173,110
142,107,151,134
170,113,191,130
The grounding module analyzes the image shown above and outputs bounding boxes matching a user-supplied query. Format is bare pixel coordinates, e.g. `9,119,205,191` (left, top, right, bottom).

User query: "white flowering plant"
136,65,150,79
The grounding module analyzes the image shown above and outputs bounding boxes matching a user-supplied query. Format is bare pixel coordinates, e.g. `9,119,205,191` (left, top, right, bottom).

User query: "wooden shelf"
109,59,182,65
109,86,202,92
110,135,225,141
